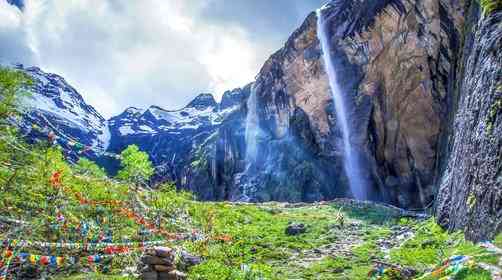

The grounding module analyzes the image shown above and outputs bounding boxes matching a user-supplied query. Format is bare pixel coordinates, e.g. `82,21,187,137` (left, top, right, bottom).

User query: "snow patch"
119,125,135,136
139,125,156,133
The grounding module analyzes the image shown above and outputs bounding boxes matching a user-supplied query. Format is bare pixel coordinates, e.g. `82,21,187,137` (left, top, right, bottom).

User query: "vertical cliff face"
185,0,467,207
436,8,501,242
311,0,465,207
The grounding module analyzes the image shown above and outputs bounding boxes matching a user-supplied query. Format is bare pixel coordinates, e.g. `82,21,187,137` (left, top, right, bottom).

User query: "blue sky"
0,0,325,117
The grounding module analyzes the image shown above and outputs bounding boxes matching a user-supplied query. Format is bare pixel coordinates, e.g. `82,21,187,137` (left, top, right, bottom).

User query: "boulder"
285,223,307,236
179,251,202,270
141,255,174,266
153,247,175,258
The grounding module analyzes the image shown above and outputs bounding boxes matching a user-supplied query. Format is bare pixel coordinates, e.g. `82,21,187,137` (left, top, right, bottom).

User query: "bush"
116,144,154,186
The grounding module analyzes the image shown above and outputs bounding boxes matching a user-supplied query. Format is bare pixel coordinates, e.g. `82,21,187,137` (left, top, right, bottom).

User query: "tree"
74,158,107,178
0,67,31,120
116,145,154,186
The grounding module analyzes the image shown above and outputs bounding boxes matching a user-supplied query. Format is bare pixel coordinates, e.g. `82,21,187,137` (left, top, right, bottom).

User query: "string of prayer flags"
50,170,62,187
1,249,135,268
2,239,166,251
30,122,120,158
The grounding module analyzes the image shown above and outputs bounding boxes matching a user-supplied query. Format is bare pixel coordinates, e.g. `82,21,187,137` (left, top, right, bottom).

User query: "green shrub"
116,144,154,186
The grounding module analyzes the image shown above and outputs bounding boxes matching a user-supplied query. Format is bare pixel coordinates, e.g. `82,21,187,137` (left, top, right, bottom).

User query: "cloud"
0,0,324,118
0,1,35,65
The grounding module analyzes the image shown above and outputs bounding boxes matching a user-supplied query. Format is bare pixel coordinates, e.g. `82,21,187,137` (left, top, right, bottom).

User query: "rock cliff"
436,7,501,242
185,0,465,208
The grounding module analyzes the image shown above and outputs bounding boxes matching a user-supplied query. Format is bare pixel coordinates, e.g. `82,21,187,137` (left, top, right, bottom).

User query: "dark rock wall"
436,7,501,241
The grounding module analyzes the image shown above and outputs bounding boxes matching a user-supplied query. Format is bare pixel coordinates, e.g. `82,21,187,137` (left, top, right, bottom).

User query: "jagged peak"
185,93,217,110
124,107,145,114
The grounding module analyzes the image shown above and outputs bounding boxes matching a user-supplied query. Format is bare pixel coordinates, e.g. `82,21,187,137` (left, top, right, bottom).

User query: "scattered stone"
179,250,203,271
285,223,306,235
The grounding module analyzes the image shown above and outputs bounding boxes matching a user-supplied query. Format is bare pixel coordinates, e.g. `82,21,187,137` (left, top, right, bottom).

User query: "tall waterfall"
316,8,367,200
245,84,259,163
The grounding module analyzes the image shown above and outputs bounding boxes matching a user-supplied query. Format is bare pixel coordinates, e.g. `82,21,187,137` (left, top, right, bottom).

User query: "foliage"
184,202,398,279
454,267,492,279
0,67,32,119
478,0,502,15
116,144,154,185
74,157,107,178
389,219,496,277
494,232,502,248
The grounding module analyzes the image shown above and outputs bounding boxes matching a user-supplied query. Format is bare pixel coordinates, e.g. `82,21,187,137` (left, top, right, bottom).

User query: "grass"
183,201,405,279
0,135,498,279
0,144,497,280
494,233,502,248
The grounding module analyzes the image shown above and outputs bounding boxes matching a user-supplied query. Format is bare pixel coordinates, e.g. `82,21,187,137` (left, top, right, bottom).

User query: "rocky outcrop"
186,0,465,207
436,8,501,242
139,247,188,280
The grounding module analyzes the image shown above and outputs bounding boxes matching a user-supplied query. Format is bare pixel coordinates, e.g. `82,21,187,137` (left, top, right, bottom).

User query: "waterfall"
316,8,367,200
245,84,259,164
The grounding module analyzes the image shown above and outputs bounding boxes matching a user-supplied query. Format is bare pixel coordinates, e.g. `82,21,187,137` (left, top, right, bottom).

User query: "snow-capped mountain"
13,64,248,182
108,93,237,136
15,65,110,157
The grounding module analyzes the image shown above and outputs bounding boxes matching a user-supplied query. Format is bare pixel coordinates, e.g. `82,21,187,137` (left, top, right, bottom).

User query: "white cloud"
1,0,262,117
0,0,35,65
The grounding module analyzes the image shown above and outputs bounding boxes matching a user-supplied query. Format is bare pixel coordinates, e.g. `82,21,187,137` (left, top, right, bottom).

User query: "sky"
0,0,325,118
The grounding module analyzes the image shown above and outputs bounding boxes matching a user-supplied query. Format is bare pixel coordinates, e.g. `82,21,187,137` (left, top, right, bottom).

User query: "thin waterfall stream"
316,8,367,200
245,84,259,164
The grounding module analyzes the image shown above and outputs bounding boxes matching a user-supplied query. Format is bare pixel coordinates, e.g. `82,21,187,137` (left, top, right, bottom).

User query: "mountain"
104,90,248,183
14,65,110,158
13,0,501,241
14,64,250,186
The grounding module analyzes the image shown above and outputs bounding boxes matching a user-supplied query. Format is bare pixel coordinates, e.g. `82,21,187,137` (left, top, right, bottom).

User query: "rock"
179,251,202,270
153,247,174,258
158,270,187,280
139,265,155,273
141,255,174,266
436,9,502,242
154,265,176,272
141,271,158,280
285,223,307,236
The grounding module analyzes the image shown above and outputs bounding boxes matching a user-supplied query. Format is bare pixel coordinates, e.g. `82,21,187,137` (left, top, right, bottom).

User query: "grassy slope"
0,140,500,279
0,124,499,279
185,202,500,280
